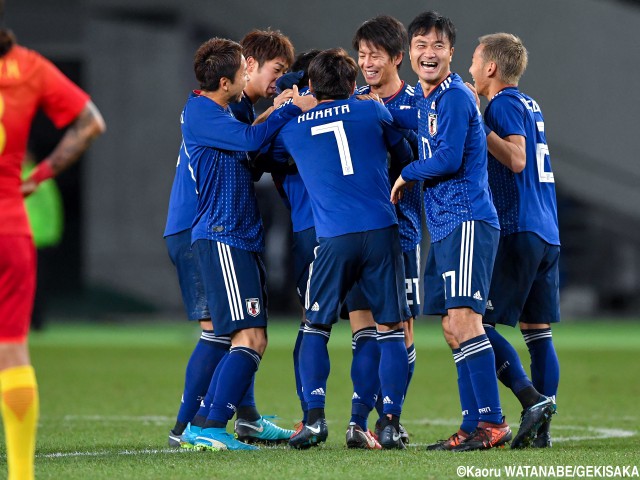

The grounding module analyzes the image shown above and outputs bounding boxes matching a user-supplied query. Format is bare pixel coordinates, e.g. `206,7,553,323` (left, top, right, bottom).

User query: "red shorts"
0,236,36,342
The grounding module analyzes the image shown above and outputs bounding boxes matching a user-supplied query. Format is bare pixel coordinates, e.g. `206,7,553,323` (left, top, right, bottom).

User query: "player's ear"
450,46,454,61
394,52,403,68
246,56,257,74
308,80,314,94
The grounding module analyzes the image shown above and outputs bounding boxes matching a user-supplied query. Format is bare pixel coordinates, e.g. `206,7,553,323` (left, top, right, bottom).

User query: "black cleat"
289,418,328,449
345,423,381,449
532,431,552,448
511,397,556,449
378,424,406,450
374,418,409,446
452,418,512,452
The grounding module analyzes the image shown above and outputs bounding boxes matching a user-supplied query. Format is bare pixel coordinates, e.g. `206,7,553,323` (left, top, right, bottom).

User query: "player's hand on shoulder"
273,89,294,108
291,85,317,112
464,82,480,108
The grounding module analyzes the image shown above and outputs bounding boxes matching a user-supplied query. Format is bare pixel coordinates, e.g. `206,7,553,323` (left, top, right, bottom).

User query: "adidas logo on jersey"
473,291,483,301
352,392,360,400
382,396,393,405
310,388,325,396
486,300,494,311
311,302,320,311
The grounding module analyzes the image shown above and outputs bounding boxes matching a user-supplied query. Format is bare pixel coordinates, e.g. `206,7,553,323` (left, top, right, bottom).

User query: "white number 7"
311,121,354,176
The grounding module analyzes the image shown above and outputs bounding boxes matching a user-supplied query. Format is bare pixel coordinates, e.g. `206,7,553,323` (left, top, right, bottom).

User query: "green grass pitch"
1,318,638,479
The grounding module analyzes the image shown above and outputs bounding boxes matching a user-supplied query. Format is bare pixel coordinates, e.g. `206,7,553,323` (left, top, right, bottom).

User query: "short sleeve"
38,56,90,129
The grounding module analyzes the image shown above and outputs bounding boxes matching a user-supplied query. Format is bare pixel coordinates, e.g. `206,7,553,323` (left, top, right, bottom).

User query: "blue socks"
374,342,415,420
460,334,503,424
453,348,479,434
405,343,416,399
299,323,331,410
350,327,379,430
523,328,559,400
484,324,533,394
176,331,230,426
377,329,407,417
206,346,261,426
293,322,308,423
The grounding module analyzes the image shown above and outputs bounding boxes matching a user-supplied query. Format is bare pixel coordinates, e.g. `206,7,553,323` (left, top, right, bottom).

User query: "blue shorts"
423,221,499,316
292,227,318,307
306,226,407,326
165,230,209,321
485,232,560,327
193,239,268,336
342,245,419,320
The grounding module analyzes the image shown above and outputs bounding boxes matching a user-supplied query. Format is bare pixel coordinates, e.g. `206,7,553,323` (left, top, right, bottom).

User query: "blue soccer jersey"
357,81,423,252
180,91,301,252
164,139,198,238
270,87,315,233
163,93,257,238
484,88,560,245
273,98,412,238
395,73,499,242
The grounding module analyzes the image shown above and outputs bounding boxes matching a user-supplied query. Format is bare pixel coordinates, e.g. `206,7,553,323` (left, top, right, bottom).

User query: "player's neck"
198,90,230,109
488,83,517,101
242,86,260,104
420,70,451,96
369,76,403,100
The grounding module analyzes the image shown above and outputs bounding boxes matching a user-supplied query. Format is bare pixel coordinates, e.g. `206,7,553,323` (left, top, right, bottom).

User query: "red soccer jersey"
0,44,89,236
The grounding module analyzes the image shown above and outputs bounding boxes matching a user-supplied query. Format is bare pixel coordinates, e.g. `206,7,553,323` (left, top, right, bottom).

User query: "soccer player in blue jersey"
271,49,320,432
164,31,298,448
165,37,314,452
390,11,511,451
272,48,413,450
346,14,422,449
226,28,298,444
467,33,559,448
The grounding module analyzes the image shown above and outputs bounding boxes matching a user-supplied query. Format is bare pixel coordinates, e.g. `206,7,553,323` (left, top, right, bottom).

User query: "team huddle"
164,10,561,452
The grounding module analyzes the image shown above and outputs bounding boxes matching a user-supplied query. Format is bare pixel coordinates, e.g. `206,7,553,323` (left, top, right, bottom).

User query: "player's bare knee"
231,327,267,355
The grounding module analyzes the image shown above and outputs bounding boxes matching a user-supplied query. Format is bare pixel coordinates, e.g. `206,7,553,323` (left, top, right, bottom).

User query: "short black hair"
291,49,321,88
308,48,358,101
193,38,243,92
407,11,456,47
240,29,295,69
352,15,407,68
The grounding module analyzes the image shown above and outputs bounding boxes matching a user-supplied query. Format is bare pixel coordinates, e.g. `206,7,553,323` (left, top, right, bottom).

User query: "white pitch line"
38,416,635,459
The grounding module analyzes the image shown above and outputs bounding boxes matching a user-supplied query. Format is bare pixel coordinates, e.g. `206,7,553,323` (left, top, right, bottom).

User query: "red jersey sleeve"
38,56,90,128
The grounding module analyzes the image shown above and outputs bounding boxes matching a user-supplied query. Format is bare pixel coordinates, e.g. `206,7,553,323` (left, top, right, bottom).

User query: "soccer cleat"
345,423,382,450
451,419,512,452
510,396,556,449
289,418,328,449
378,424,406,450
234,415,295,444
532,431,552,448
194,427,259,451
426,430,468,451
168,423,201,449
374,419,410,446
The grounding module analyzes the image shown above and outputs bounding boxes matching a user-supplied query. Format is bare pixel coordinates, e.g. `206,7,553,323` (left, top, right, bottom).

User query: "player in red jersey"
0,21,105,479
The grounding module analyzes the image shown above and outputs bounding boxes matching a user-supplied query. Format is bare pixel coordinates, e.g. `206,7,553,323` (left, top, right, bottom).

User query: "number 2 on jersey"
311,121,354,175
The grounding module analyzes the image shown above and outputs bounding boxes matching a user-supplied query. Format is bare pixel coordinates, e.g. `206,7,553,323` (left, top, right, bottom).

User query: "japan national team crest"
246,298,260,317
428,113,438,136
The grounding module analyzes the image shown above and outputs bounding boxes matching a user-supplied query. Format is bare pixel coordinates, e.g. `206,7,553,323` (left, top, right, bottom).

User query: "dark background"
7,0,640,320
